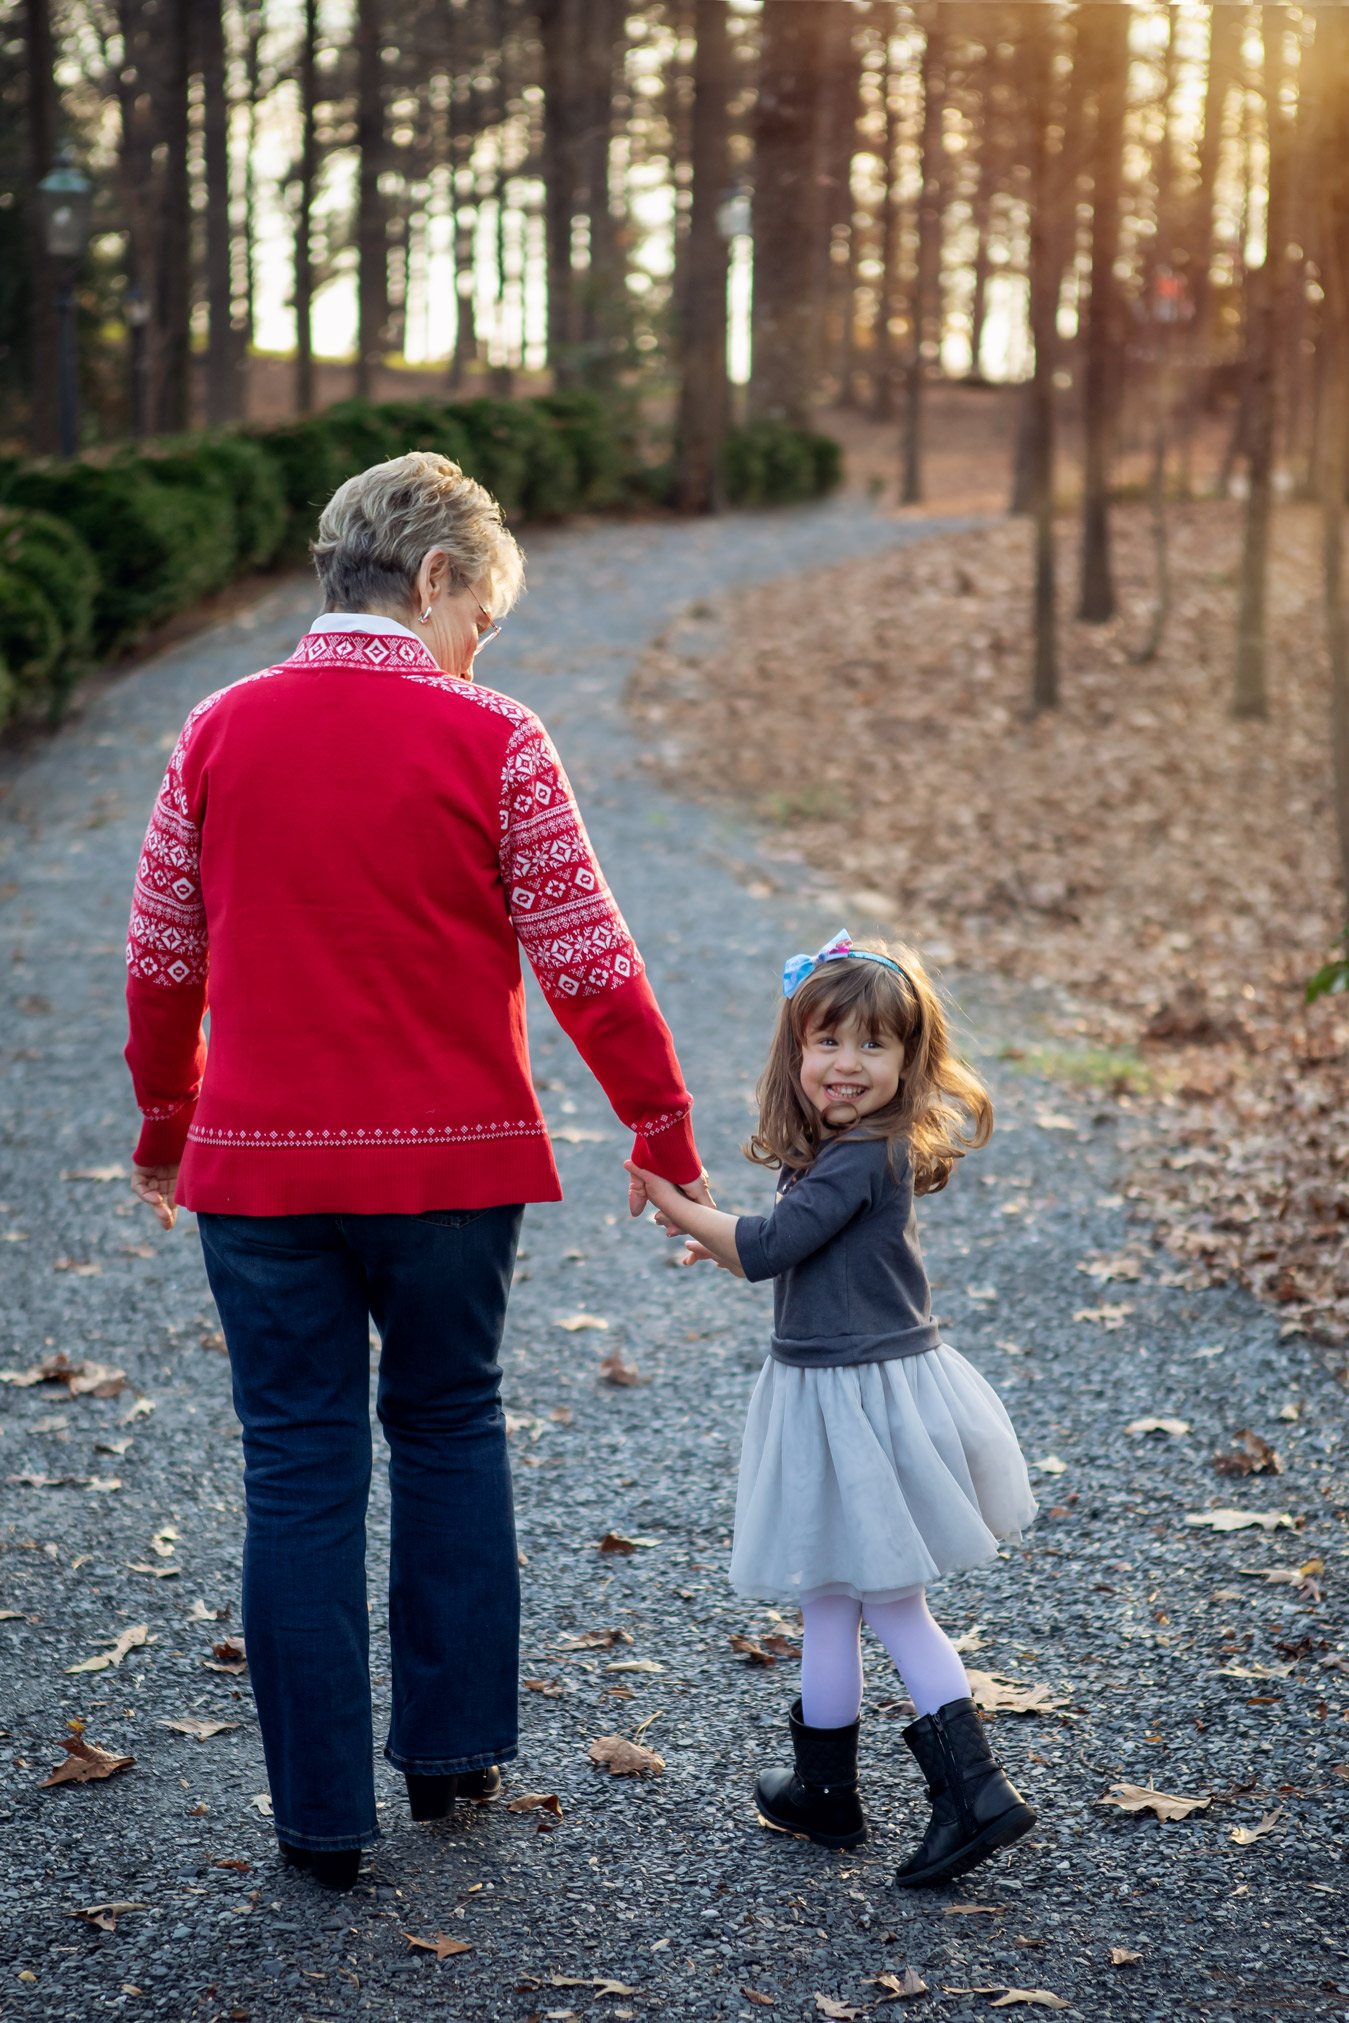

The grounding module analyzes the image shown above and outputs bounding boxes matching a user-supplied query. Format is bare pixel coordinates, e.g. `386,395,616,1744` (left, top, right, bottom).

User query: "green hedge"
722,421,843,506
0,507,100,725
0,395,841,722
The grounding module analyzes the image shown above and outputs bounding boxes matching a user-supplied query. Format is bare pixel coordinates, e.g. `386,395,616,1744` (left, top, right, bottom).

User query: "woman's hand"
131,1164,180,1232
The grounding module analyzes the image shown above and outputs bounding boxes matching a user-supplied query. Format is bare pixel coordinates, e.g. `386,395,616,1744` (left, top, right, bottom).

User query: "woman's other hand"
131,1163,180,1231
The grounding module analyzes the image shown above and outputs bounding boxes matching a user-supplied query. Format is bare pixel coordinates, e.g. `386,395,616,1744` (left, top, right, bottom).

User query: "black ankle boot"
754,1698,867,1849
406,1774,457,1821
894,1696,1035,1889
279,1842,362,1890
457,1766,501,1802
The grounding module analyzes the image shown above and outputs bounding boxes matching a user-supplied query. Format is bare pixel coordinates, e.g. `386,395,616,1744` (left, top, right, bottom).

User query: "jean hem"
383,1742,519,1775
275,1824,380,1853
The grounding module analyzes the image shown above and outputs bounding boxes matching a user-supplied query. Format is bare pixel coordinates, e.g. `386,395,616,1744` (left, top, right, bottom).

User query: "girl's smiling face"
798,1010,906,1129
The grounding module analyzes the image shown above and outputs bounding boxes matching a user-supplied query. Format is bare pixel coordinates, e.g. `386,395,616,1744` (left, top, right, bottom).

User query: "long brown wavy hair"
746,940,993,1195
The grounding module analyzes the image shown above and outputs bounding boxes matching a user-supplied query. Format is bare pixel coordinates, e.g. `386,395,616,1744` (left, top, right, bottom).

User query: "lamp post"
37,147,93,457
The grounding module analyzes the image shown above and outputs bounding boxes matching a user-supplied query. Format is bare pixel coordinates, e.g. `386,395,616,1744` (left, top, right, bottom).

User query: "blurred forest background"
5,0,1349,1344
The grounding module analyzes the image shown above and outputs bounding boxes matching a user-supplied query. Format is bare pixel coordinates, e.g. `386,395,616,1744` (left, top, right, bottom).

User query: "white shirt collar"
308,612,423,644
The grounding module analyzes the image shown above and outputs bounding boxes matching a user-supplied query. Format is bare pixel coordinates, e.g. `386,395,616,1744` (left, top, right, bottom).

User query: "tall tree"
673,0,731,512
539,0,580,383
152,0,192,432
575,0,624,383
1076,1,1131,623
1022,5,1059,710
1318,3,1349,903
293,0,318,413
25,0,61,453
901,2,948,504
749,0,828,425
1233,6,1294,720
818,3,862,404
873,30,901,423
200,0,237,424
1178,0,1238,493
355,0,386,399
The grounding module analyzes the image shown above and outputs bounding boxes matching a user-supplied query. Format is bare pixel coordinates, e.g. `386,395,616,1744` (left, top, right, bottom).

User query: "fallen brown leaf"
1109,1947,1144,1966
554,1313,608,1332
814,1997,861,2021
0,1352,125,1396
65,1624,150,1674
507,1792,563,1817
1212,1430,1282,1477
874,1966,929,1998
731,1633,776,1666
606,1658,663,1673
1073,1304,1134,1329
551,1405,574,1424
68,1902,147,1932
1078,1253,1144,1283
990,1993,1070,2012
401,1930,473,1960
965,1669,1070,1717
588,1734,665,1776
61,1165,128,1182
41,1733,136,1786
1100,1782,1210,1821
204,1635,247,1676
1124,1417,1190,1437
212,1858,251,1872
943,1904,1006,1917
52,1258,102,1277
742,1991,776,2009
596,1532,638,1554
149,1526,178,1558
1185,1510,1294,1534
556,1628,634,1650
158,1718,239,1741
1230,1808,1282,1846
598,1349,645,1385
523,1677,564,1697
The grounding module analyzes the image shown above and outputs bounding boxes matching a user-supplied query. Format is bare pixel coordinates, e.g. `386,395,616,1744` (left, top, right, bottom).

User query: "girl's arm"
625,1162,747,1277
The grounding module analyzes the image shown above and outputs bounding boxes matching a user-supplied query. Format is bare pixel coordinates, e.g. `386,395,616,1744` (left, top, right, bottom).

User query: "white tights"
798,1589,969,1730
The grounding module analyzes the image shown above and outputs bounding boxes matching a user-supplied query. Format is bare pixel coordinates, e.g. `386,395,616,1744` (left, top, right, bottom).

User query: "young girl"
626,930,1038,1888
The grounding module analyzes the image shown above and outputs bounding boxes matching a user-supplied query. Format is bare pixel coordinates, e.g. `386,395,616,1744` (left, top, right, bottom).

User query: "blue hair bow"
782,929,906,998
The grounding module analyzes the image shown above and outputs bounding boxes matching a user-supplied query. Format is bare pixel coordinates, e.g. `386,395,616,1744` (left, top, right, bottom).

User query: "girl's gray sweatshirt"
733,1134,941,1368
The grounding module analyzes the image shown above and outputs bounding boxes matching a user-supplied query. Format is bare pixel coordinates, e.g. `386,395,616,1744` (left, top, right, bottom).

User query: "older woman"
125,453,707,1886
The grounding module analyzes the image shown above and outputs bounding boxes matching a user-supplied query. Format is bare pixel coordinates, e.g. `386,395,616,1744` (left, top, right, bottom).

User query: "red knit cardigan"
124,623,702,1214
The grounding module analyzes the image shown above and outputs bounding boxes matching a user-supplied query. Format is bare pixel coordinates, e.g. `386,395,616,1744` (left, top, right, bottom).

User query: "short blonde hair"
311,452,525,618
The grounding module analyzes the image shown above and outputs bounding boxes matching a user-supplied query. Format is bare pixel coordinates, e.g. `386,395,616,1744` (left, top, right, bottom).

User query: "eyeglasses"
474,605,502,652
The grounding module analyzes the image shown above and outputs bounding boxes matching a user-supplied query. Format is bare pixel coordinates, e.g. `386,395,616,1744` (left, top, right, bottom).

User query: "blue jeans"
198,1205,524,1851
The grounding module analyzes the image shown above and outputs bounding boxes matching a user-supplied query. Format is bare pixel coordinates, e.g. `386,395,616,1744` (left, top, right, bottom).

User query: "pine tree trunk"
294,0,318,414
152,0,193,433
1179,2,1237,494
241,0,264,407
749,0,828,425
819,4,861,403
1316,3,1349,901
673,0,731,513
1077,0,1130,623
539,0,579,385
25,0,61,454
355,0,386,400
200,0,237,425
901,4,948,504
1234,6,1293,721
873,78,900,423
577,0,624,386
1023,11,1059,711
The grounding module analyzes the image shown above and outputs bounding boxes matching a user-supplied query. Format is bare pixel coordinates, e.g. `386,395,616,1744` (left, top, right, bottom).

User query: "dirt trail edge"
1,499,1346,2023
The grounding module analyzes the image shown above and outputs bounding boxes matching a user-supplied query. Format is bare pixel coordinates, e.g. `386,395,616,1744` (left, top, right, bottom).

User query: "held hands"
131,1164,180,1232
623,1160,746,1277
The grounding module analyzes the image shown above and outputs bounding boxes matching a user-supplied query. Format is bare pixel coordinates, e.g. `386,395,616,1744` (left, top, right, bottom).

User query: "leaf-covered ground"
628,498,1349,1348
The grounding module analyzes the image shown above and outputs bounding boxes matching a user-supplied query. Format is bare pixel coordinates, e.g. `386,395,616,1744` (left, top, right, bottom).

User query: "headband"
782,929,910,999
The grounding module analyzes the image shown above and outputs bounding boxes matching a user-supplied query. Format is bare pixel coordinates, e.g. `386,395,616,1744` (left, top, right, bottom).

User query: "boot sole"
755,1805,869,1850
893,1802,1037,1889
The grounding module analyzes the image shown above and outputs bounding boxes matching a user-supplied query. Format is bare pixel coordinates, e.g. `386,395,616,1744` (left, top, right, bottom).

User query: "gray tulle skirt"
729,1347,1038,1607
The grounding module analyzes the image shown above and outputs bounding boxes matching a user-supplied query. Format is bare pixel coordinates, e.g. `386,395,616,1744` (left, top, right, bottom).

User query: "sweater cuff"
734,1214,774,1283
133,1102,196,1169
630,1110,701,1187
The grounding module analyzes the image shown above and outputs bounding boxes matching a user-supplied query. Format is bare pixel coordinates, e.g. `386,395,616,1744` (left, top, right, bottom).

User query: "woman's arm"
499,711,703,1185
625,1163,746,1276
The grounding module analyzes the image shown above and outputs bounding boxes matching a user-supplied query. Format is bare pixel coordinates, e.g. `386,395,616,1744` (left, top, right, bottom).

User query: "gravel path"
2,497,1347,2023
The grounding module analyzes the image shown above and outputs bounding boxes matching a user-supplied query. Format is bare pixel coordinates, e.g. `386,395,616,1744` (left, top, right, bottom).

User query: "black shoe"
894,1696,1036,1889
406,1766,502,1819
279,1842,362,1890
753,1698,868,1849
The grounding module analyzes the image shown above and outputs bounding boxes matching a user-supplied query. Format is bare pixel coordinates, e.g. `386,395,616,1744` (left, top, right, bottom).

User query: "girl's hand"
679,1239,731,1270
131,1164,180,1232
